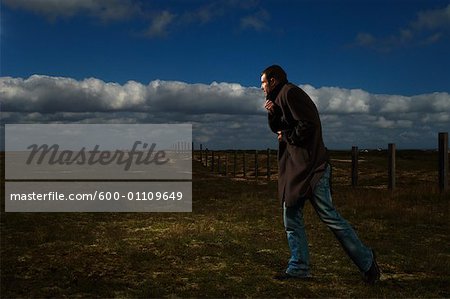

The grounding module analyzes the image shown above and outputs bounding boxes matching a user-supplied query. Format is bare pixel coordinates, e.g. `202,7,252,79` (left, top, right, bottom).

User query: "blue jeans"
283,164,373,277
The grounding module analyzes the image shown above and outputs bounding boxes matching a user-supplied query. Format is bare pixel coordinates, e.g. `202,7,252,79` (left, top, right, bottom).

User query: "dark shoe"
363,250,381,284
273,273,312,281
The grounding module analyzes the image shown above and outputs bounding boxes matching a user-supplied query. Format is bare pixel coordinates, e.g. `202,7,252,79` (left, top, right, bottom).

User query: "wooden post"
351,146,358,187
217,153,221,174
388,143,396,191
233,150,237,177
211,151,214,172
200,144,203,164
243,152,246,178
439,132,448,192
225,153,229,177
267,148,271,180
255,150,258,179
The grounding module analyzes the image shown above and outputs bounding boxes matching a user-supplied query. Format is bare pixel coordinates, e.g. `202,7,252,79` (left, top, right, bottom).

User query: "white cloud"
304,85,370,114
0,75,262,114
374,116,395,129
1,75,449,149
354,4,450,51
240,10,270,31
3,0,262,38
373,117,412,129
354,33,376,47
412,4,450,31
3,0,140,22
375,95,411,113
180,2,228,25
145,11,176,37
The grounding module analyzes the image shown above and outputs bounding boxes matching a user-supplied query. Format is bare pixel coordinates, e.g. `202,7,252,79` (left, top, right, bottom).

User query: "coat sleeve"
284,88,316,146
267,105,284,134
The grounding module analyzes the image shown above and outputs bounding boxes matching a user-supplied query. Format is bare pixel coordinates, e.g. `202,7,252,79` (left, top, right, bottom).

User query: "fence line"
193,132,449,192
388,143,396,191
439,132,448,192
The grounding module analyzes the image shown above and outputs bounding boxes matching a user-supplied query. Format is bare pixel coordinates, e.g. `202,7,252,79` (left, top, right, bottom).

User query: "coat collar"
266,80,288,102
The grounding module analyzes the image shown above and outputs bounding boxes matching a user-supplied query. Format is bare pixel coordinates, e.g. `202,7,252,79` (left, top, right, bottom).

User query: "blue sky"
1,0,449,149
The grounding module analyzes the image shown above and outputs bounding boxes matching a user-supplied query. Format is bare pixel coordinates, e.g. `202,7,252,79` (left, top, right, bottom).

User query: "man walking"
262,65,380,283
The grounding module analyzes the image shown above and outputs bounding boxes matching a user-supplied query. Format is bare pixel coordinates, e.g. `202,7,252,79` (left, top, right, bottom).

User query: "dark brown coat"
268,83,329,207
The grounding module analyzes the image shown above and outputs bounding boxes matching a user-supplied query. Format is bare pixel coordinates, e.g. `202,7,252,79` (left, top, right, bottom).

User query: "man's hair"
261,65,288,82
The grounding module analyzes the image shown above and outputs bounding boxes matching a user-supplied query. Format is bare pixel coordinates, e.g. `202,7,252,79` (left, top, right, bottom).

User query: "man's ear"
270,77,277,87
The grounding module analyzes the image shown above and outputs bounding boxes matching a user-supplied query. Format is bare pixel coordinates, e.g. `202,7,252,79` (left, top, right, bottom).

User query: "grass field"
1,151,449,298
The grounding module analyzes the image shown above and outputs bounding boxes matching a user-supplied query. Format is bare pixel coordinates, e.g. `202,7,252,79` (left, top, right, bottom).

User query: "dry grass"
1,151,449,298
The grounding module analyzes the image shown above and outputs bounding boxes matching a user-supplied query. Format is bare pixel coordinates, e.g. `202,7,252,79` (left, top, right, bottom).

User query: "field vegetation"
1,151,449,298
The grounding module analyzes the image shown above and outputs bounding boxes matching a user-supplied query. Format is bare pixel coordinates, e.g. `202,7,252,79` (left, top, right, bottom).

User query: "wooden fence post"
255,150,258,179
243,152,246,178
233,150,237,177
225,153,229,177
200,144,203,164
217,153,221,174
352,146,358,187
439,132,448,192
388,143,396,191
267,148,271,180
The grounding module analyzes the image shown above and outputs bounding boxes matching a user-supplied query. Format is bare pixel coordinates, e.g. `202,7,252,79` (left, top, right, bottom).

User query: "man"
261,65,380,284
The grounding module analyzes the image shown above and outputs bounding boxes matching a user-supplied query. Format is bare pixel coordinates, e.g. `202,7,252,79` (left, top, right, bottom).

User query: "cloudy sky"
1,0,449,149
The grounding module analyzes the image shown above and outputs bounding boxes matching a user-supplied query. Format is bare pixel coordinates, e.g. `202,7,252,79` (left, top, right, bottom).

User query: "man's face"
261,73,275,97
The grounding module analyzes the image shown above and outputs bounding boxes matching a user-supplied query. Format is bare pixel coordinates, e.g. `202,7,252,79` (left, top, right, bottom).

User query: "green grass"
1,151,449,298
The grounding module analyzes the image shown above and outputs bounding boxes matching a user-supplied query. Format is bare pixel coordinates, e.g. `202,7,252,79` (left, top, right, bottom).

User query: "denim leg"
283,200,311,276
310,165,373,272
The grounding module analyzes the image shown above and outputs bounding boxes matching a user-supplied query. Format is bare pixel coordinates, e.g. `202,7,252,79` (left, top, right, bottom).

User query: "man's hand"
277,131,282,142
264,100,275,113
